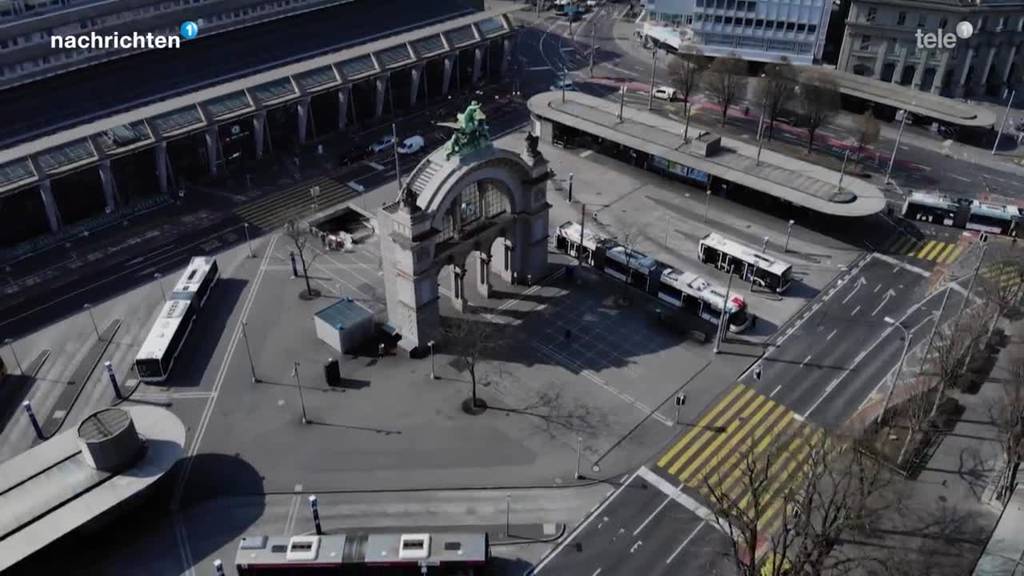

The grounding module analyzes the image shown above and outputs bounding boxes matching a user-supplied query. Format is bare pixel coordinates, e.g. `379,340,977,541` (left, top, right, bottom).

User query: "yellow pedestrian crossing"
656,384,823,537
235,176,356,230
980,261,1024,297
886,236,963,264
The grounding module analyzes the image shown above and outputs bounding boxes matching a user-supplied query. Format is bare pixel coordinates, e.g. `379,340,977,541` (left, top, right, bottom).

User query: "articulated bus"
555,222,752,332
134,257,219,382
697,232,793,294
235,531,489,575
902,192,1021,237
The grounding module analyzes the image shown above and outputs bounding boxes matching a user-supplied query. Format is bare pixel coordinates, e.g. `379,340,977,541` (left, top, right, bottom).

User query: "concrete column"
956,46,976,97
374,76,388,118
892,49,907,84
472,47,484,85
476,252,491,299
204,127,219,177
98,159,118,212
442,55,454,96
450,265,466,312
410,65,423,107
1001,43,1019,84
502,38,512,77
979,44,998,90
39,179,61,233
932,50,952,95
912,50,930,89
297,97,310,145
253,112,266,160
337,87,350,130
155,141,168,195
873,40,889,79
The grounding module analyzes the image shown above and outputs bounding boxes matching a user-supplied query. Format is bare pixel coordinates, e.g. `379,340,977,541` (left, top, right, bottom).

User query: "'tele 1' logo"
180,20,199,41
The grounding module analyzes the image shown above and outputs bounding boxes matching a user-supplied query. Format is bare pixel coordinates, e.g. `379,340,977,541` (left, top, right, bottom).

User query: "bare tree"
798,69,840,153
704,432,889,576
703,56,748,126
670,49,706,142
441,315,501,411
993,349,1024,502
284,218,323,299
756,60,797,141
853,111,880,167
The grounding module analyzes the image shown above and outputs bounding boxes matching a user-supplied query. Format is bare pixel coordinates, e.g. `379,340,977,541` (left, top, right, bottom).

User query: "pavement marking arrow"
871,289,896,316
841,275,867,304
629,540,643,554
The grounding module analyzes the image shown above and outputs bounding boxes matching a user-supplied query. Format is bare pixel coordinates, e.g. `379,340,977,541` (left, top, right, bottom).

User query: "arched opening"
852,63,872,77
899,64,916,86
880,62,896,82
920,68,937,91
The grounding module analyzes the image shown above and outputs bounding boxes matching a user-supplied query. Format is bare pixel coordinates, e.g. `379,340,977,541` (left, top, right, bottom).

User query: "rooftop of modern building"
0,0,483,151
527,91,887,218
0,406,185,572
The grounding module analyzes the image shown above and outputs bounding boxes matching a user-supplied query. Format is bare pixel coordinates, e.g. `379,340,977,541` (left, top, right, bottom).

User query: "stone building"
837,0,1024,98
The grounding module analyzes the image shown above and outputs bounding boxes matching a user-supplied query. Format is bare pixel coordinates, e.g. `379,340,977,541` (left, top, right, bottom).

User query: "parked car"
550,78,577,92
368,135,395,154
397,135,425,155
652,86,677,101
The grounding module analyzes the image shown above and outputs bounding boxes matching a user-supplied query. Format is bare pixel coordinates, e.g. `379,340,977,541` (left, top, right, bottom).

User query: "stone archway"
378,131,550,354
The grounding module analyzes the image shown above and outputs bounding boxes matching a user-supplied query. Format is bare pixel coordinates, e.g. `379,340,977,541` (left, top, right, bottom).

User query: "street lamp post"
885,109,909,184
784,220,795,252
4,338,23,375
617,84,626,120
992,90,1016,155
713,272,734,354
392,123,402,193
243,223,254,258
154,272,166,302
505,493,511,537
880,317,911,425
703,187,712,223
837,149,849,192
647,49,657,110
241,321,258,383
293,361,308,425
575,435,584,480
83,303,101,341
428,340,436,380
567,172,574,203
589,19,596,77
761,236,769,254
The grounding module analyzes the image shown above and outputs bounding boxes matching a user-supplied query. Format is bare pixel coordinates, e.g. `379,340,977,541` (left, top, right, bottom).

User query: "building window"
896,11,906,26
736,0,744,10
724,16,733,25
746,1,755,11
939,17,948,30
808,24,816,33
726,0,734,9
714,15,723,23
696,0,703,7
998,16,1006,31
796,23,806,33
754,19,764,29
865,7,876,23
917,14,927,28
744,18,753,26
859,35,872,50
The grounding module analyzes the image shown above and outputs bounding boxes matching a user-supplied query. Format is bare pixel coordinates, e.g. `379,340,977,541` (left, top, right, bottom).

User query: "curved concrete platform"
527,91,887,218
0,406,186,572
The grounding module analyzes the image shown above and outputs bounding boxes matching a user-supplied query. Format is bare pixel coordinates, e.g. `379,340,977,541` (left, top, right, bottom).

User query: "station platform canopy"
830,69,997,129
0,0,492,151
528,91,887,218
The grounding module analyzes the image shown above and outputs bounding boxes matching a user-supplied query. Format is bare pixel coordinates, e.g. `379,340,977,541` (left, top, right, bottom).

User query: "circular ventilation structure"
76,408,143,472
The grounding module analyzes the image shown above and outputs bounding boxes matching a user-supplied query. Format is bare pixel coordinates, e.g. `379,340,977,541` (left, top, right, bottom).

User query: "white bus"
657,267,751,332
135,257,219,382
698,232,793,293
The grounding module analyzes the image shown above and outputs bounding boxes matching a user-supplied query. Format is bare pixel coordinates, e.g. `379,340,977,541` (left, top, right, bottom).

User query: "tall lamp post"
4,338,23,375
885,109,909,184
154,272,167,302
293,361,308,424
992,90,1016,155
428,340,436,380
647,48,657,110
241,321,258,383
784,220,795,252
83,303,101,341
880,317,911,425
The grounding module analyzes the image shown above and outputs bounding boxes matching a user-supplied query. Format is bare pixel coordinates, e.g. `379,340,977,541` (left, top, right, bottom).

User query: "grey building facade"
837,0,1024,98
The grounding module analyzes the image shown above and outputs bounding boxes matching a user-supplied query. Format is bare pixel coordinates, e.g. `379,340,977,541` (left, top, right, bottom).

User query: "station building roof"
831,70,997,129
0,406,185,572
528,91,887,218
0,0,479,150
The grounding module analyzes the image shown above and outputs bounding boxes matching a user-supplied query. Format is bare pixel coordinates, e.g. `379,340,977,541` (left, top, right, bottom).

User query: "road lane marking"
770,385,782,397
678,394,768,482
591,569,602,576
950,174,971,182
827,329,837,340
532,469,642,574
637,467,727,533
657,385,745,467
667,388,756,475
841,276,866,303
872,253,931,277
666,522,705,564
800,354,812,367
849,305,861,316
629,540,643,553
871,289,895,316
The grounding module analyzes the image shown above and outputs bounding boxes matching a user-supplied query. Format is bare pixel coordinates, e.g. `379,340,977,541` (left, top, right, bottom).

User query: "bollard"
104,361,122,399
309,495,323,535
23,401,43,439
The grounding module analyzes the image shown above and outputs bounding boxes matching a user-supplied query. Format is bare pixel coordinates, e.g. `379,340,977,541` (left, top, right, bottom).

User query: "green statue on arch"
442,101,492,160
